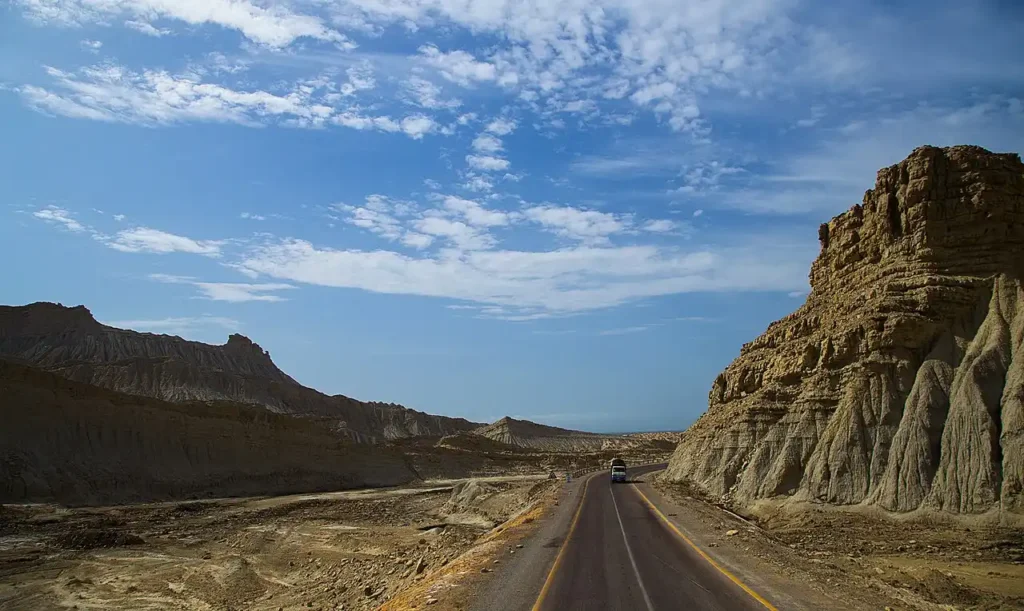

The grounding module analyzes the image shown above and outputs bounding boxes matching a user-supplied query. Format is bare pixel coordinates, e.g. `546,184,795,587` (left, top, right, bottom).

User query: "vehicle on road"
610,457,627,483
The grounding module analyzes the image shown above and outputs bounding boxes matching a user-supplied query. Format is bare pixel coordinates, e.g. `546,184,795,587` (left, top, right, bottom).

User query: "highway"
530,464,776,611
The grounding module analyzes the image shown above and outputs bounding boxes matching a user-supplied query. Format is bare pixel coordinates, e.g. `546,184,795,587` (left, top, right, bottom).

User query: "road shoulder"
379,472,593,611
639,473,908,610
464,472,594,611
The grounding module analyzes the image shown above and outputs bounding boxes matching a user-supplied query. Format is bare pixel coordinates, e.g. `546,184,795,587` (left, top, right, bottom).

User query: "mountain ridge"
0,302,480,442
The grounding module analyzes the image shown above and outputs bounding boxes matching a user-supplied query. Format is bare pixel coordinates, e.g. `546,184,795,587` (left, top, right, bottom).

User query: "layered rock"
0,360,416,505
0,303,480,442
664,145,1024,515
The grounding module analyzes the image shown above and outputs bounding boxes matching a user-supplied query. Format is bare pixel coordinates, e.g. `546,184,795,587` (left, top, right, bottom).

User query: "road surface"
531,464,776,611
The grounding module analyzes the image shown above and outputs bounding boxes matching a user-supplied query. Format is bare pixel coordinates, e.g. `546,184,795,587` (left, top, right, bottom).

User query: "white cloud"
693,209,703,217
106,227,223,256
80,39,102,52
16,0,349,48
330,112,435,139
419,45,497,86
113,214,126,222
413,217,495,251
642,219,676,233
713,98,1024,216
336,195,412,241
240,212,266,221
461,175,494,192
149,273,295,302
471,133,503,153
423,178,442,190
466,154,510,171
33,206,86,232
486,118,516,135
442,196,511,227
403,76,460,110
234,236,810,317
194,282,295,302
22,64,334,127
399,115,436,139
402,232,434,249
105,315,240,335
124,19,170,37
598,326,650,336
18,63,432,138
337,64,376,97
524,205,629,243
674,162,744,194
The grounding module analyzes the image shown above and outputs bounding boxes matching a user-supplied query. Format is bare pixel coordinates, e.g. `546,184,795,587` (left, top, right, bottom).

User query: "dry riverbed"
0,476,557,611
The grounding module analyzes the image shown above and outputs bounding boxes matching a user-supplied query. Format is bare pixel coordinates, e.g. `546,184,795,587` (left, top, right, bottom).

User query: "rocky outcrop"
665,145,1024,515
0,303,480,442
0,360,416,505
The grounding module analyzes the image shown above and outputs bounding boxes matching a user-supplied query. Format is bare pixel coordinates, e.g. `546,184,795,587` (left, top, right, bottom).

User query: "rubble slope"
665,145,1024,515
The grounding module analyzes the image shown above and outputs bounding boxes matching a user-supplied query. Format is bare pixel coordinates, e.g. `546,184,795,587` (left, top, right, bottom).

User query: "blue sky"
2,0,1023,433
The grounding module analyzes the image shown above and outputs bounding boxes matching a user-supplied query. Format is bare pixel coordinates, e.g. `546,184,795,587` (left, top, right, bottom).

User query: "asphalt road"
532,464,776,611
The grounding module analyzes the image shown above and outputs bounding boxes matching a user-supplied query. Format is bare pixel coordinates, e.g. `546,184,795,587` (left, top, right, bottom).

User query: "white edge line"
610,486,656,611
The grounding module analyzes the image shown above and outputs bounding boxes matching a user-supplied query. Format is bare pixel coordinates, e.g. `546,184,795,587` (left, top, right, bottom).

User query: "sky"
1,0,1023,433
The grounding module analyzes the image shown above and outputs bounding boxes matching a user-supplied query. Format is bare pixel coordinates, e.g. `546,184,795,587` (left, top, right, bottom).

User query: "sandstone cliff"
0,303,480,442
664,145,1024,516
0,360,416,505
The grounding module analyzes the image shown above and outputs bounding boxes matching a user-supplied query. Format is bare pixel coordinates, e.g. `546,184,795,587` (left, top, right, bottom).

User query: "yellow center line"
631,483,779,611
530,474,592,611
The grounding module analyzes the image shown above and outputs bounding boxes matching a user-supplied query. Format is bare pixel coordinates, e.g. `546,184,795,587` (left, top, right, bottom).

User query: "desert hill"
0,303,480,442
473,416,679,453
664,145,1024,516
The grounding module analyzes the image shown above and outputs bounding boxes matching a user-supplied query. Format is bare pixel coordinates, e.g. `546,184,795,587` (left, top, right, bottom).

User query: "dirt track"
0,476,556,611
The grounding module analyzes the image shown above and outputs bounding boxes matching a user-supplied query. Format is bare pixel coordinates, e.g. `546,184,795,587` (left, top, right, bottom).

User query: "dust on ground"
656,479,1024,611
0,476,558,611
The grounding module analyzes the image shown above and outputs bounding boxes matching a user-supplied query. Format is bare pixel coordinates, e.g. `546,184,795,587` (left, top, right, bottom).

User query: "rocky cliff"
0,303,480,442
664,145,1024,516
0,360,416,505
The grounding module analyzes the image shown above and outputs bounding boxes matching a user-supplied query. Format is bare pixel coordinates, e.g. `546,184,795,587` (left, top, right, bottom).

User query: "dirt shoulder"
652,478,1024,611
380,472,588,611
0,476,555,611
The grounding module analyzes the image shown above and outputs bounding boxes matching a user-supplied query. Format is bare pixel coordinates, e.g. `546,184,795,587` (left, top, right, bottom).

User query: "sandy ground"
654,479,1024,611
0,476,557,611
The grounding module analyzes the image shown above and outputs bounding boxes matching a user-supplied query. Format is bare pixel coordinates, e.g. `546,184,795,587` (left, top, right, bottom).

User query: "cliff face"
0,360,416,505
0,303,480,442
665,145,1024,515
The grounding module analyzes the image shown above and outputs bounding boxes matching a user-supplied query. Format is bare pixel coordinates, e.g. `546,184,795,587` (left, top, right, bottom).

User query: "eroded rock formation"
664,145,1024,515
0,303,480,442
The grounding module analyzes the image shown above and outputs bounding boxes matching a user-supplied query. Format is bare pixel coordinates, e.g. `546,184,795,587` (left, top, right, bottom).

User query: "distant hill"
0,302,481,442
471,416,677,453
